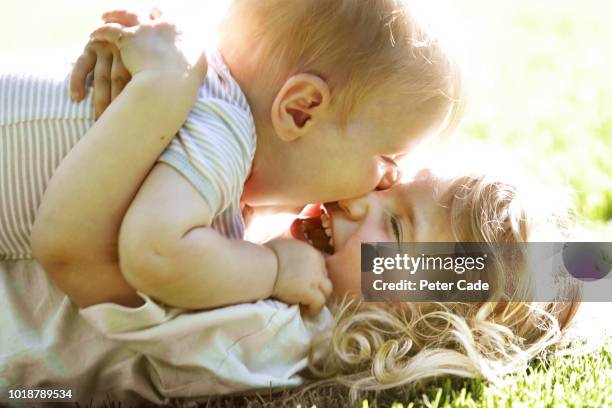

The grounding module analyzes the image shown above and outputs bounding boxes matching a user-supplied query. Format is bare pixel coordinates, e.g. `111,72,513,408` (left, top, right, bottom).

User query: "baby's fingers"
90,23,134,49
110,49,131,101
93,48,112,119
320,277,333,298
70,48,96,101
301,290,326,317
102,10,141,27
102,7,162,26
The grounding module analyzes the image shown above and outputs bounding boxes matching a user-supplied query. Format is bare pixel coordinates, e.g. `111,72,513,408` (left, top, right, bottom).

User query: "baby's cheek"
340,163,381,199
365,163,386,191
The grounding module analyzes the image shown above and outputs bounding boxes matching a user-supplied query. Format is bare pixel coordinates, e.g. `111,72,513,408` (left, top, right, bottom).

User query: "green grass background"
452,0,612,238
2,0,610,406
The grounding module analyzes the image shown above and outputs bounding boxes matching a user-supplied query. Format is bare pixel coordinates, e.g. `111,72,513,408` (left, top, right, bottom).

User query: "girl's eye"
389,214,402,243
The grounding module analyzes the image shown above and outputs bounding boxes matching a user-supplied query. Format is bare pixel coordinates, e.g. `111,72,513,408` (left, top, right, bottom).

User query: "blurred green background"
1,0,610,238
452,0,612,240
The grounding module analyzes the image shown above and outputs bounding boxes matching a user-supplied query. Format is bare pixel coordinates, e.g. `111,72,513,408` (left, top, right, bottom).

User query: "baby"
10,1,461,312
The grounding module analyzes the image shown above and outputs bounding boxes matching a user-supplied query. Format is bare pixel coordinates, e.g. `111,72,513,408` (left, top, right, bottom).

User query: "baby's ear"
270,74,330,141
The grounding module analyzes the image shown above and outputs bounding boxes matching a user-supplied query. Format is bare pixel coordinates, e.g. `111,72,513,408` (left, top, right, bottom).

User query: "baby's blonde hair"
306,169,581,400
221,0,462,131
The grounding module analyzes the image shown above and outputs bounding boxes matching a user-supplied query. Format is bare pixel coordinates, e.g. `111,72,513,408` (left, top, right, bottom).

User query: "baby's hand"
266,239,333,316
70,9,159,117
89,10,207,83
70,40,130,119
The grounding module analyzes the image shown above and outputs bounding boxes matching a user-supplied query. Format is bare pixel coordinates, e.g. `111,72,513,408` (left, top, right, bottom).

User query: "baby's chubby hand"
70,40,130,119
70,9,160,116
265,238,333,317
87,9,207,91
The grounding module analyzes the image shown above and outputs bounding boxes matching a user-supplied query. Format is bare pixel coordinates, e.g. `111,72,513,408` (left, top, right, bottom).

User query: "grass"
223,339,611,407
452,0,612,230
392,341,612,408
82,338,611,407
2,0,611,406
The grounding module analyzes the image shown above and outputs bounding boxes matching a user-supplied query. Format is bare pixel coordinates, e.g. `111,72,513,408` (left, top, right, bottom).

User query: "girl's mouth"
290,203,335,254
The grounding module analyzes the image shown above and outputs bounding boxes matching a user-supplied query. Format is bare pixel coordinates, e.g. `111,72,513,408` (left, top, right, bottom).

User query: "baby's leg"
0,66,95,260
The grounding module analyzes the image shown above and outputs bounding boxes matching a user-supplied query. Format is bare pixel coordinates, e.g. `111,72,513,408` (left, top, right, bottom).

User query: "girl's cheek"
356,222,389,243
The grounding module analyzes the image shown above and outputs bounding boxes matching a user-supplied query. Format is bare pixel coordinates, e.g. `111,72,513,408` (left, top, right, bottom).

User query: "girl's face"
291,169,454,299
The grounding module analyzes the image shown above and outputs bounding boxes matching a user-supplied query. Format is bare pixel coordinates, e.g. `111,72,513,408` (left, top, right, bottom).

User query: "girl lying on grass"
300,164,581,398
2,9,580,404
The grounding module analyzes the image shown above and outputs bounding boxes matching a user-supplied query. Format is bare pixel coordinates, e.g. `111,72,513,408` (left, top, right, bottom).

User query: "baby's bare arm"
118,163,280,309
31,16,206,308
119,163,332,313
31,74,197,308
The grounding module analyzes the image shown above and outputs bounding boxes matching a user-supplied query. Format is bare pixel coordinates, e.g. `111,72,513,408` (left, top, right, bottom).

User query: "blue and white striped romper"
0,50,256,260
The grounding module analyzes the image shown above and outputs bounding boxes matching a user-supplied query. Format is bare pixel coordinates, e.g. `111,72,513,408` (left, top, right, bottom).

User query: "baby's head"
294,160,581,397
221,0,462,207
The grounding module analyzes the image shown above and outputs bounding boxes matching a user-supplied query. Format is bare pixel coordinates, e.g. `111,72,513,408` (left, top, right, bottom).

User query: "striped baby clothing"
0,50,256,260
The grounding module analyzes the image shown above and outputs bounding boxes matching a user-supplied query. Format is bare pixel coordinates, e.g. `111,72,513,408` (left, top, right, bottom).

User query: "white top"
0,260,333,405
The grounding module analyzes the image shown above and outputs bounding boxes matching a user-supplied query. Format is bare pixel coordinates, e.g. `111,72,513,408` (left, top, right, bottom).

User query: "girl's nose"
337,195,369,220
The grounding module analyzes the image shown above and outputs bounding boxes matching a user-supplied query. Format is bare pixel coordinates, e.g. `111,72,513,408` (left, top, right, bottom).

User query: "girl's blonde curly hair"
306,168,582,400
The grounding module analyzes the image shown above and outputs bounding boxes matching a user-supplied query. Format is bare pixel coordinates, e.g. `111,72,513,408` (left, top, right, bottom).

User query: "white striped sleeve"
158,98,255,218
1,67,94,260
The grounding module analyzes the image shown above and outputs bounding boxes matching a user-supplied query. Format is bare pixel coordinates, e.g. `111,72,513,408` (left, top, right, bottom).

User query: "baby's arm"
117,163,277,307
33,11,331,313
31,15,207,308
69,40,131,119
118,163,331,314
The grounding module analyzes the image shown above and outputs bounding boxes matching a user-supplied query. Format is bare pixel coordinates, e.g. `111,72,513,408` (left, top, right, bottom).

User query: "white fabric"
0,260,333,405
